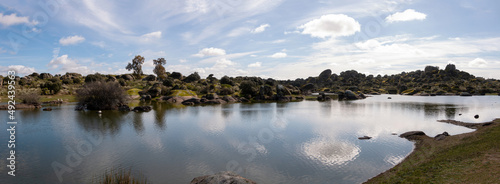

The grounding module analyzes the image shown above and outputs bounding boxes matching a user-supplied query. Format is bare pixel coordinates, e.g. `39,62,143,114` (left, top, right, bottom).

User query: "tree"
184,72,201,83
153,58,167,79
126,55,145,78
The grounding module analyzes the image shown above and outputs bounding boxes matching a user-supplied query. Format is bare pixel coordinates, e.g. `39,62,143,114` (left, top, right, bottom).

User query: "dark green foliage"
40,81,62,95
76,82,127,110
85,73,105,83
220,75,234,85
162,78,174,87
239,80,258,97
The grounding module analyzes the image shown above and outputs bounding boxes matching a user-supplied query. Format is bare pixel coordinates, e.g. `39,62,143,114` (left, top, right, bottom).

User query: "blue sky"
1,0,500,79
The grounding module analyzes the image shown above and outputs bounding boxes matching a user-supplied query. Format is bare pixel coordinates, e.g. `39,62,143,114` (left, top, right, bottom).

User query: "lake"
1,95,499,184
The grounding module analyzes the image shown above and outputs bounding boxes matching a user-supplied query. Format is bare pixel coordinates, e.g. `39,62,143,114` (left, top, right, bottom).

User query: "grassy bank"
365,119,500,183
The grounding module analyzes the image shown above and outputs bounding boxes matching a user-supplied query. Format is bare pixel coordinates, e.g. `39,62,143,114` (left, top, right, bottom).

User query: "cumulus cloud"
0,65,36,76
299,14,360,38
59,35,85,45
193,47,226,57
270,52,287,58
213,58,235,68
141,31,162,42
386,9,427,23
468,58,487,68
248,62,262,67
0,13,37,26
252,24,270,33
48,55,92,74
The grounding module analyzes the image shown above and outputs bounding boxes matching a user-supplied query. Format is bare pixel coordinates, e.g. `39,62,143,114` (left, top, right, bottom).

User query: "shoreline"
364,118,500,183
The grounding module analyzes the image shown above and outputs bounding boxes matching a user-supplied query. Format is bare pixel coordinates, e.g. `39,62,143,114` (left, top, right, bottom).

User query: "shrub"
76,81,127,110
220,75,234,85
19,91,40,105
239,80,258,97
40,81,62,95
85,73,105,83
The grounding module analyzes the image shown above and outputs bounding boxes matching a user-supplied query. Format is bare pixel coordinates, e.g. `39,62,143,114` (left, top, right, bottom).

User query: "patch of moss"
171,90,197,97
127,88,142,96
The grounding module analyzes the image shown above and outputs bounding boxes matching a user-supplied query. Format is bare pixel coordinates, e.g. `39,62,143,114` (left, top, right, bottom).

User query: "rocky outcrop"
191,171,256,184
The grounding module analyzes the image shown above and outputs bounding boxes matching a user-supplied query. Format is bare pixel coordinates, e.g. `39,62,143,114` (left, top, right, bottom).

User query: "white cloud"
468,58,487,68
59,35,85,46
299,14,360,38
48,55,92,74
252,24,270,33
179,59,188,63
270,52,287,58
0,13,37,26
213,58,235,68
386,9,427,23
248,62,262,67
193,47,226,57
0,65,36,76
141,31,162,42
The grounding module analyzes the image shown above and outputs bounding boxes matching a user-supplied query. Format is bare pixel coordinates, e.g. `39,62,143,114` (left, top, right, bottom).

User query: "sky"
0,0,500,79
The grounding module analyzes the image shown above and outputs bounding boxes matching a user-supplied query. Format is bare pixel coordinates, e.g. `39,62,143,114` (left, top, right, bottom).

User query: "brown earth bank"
364,119,500,183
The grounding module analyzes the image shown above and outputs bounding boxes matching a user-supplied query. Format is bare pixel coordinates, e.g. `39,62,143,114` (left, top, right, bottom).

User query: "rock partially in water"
133,106,152,112
358,136,372,140
118,104,130,111
191,171,256,184
474,114,479,119
43,107,52,111
399,131,426,139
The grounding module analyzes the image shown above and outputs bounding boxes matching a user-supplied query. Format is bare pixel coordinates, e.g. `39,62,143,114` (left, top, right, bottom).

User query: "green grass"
126,88,142,96
170,90,197,97
365,119,500,183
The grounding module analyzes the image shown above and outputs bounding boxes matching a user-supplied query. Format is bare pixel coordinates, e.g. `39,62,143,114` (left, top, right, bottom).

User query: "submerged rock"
191,171,256,184
43,107,53,111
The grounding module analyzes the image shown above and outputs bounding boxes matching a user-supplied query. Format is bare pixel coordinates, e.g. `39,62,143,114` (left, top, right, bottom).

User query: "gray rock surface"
191,171,256,184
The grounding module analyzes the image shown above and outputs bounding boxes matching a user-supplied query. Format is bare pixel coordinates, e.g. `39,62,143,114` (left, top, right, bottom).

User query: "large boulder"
318,69,332,81
191,171,256,184
142,75,157,81
39,73,53,79
259,85,273,97
399,131,426,140
121,74,135,81
182,98,201,105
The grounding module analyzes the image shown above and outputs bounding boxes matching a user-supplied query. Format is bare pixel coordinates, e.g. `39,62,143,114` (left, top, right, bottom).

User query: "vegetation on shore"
365,119,500,183
95,168,148,184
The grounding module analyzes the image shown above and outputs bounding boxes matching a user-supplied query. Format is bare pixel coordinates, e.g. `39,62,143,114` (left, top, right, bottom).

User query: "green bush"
76,82,127,110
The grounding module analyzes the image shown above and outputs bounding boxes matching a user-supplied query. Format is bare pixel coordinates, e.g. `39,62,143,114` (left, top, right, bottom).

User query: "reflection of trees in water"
152,102,168,130
18,108,41,123
75,110,128,135
132,111,145,135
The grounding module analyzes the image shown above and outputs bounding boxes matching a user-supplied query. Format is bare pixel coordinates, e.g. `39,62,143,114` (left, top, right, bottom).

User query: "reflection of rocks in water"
75,110,128,135
444,106,457,119
133,112,144,135
302,139,360,166
394,103,466,119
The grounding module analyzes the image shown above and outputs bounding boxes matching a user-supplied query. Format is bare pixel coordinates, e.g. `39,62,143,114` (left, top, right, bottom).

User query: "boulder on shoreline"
434,131,450,141
399,131,426,140
191,171,256,184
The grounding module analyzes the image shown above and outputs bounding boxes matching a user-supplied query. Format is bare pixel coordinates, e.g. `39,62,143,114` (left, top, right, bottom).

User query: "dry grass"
97,168,148,184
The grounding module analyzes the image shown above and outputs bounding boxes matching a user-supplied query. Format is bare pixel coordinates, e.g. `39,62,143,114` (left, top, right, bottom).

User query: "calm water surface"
1,95,499,184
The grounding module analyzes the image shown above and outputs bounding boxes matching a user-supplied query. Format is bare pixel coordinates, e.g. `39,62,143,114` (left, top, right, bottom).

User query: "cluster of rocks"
337,90,366,100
